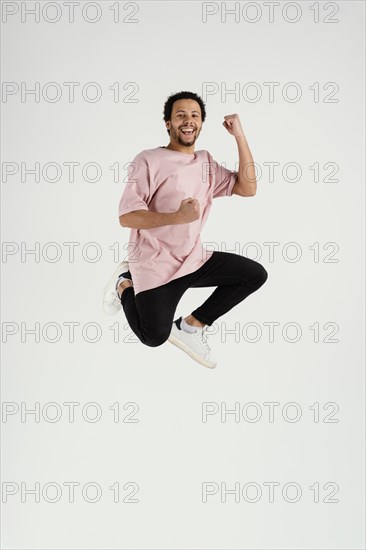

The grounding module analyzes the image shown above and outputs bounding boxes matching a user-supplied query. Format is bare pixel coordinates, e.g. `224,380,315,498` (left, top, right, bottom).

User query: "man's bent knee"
139,327,171,348
258,264,268,286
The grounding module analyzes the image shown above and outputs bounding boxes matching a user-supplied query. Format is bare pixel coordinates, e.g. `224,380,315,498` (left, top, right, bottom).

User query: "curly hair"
163,91,206,135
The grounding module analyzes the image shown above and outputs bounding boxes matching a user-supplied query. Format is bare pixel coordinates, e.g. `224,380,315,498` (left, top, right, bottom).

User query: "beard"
171,126,199,146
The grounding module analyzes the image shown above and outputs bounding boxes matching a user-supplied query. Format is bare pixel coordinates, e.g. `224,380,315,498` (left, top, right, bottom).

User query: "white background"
1,1,365,549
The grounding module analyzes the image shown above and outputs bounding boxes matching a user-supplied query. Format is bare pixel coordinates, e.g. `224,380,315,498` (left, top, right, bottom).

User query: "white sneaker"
168,317,217,369
103,261,131,315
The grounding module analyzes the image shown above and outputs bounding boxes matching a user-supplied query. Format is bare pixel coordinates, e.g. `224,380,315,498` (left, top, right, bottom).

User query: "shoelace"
196,326,211,353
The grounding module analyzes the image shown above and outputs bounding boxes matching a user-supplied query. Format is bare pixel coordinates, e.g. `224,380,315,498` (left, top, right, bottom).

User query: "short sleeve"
207,153,238,198
118,155,150,216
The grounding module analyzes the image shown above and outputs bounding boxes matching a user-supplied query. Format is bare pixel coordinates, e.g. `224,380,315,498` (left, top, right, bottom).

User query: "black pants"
121,251,268,347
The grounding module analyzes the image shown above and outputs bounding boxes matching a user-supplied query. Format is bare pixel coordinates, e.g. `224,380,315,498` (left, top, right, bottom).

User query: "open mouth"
180,128,195,136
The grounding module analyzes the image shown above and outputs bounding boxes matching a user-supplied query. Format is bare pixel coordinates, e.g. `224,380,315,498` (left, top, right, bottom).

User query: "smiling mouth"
180,128,195,136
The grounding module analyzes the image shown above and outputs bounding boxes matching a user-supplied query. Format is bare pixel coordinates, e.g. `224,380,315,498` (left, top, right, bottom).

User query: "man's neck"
165,143,195,155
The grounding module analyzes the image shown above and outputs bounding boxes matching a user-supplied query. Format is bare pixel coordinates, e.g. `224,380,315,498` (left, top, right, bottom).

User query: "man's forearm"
236,135,257,196
120,209,180,229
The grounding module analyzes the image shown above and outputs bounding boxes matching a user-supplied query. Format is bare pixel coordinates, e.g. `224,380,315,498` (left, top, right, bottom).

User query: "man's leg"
165,252,267,367
119,277,191,347
110,251,267,366
188,251,268,326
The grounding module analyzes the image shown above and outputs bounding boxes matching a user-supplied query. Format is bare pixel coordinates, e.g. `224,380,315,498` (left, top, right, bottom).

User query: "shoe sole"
102,261,129,314
167,333,217,369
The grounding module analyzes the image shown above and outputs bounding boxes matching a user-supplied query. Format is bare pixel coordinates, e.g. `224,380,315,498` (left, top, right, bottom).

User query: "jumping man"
103,91,268,368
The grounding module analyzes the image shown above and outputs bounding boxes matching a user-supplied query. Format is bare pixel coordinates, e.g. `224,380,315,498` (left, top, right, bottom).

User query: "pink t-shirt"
118,146,238,295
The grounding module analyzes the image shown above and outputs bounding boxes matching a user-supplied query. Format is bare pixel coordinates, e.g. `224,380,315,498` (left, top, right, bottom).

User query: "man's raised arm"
222,114,257,197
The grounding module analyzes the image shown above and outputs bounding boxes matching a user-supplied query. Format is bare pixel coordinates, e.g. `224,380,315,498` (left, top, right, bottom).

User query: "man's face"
166,99,203,147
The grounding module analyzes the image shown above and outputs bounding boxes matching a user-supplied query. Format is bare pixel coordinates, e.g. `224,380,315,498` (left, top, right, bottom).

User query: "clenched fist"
176,197,200,224
222,113,245,139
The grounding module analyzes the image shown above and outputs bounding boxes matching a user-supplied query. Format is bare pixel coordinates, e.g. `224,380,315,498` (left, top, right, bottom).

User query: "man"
103,91,268,368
